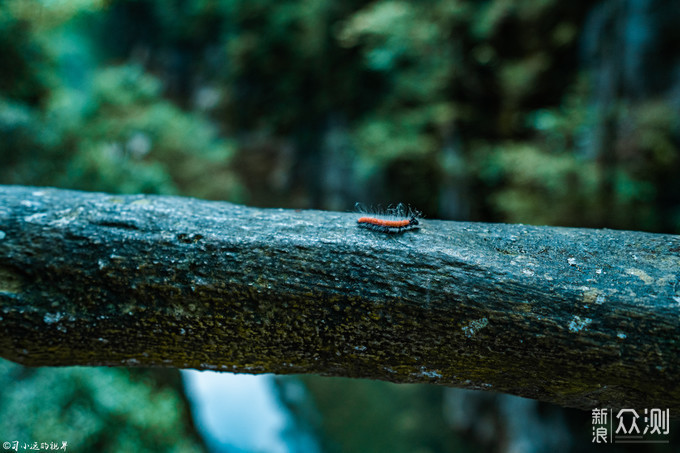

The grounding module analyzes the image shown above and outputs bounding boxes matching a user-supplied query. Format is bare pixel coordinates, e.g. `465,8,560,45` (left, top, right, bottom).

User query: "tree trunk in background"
582,0,625,225
582,0,680,229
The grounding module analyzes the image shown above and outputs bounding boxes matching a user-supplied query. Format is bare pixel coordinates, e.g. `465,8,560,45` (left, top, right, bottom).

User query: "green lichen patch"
0,266,23,295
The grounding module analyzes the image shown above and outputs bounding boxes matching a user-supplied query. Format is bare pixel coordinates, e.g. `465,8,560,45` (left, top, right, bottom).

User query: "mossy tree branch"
0,185,679,411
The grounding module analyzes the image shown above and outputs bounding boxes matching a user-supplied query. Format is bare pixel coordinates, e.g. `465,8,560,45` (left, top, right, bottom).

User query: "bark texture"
0,185,678,411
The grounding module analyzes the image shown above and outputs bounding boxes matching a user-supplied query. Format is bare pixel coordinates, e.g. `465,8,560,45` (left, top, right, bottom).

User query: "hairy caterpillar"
355,203,421,234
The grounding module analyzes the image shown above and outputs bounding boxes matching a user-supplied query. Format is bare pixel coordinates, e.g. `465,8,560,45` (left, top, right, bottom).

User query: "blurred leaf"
0,360,205,453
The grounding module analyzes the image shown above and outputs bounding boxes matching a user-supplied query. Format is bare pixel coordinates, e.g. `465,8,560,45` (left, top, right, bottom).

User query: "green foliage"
625,100,680,168
480,143,602,226
479,79,677,231
0,0,239,200
3,0,677,227
0,359,205,452
59,64,237,199
299,376,474,453
335,1,462,205
6,0,105,28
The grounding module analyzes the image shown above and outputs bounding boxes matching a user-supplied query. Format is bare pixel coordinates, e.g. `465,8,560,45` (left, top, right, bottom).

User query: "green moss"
0,265,23,294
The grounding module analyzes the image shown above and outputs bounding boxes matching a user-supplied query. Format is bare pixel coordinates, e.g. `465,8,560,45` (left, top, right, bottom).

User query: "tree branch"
1,185,679,411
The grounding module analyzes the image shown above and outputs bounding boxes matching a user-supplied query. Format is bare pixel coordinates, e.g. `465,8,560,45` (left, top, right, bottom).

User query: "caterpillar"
355,203,421,234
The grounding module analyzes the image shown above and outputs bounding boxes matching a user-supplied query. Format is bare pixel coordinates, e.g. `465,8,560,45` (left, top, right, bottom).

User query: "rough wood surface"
0,185,678,411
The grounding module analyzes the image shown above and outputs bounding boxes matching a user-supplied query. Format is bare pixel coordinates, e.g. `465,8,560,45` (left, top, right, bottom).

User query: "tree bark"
0,185,678,411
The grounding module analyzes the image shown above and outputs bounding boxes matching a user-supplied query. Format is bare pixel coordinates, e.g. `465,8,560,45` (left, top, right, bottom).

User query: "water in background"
182,371,320,453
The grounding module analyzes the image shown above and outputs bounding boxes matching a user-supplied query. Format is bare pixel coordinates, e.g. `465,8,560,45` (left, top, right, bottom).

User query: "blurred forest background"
1,0,679,451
